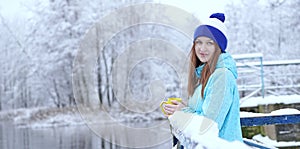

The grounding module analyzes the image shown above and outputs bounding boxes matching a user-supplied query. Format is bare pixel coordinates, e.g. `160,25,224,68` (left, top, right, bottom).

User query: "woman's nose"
199,45,206,51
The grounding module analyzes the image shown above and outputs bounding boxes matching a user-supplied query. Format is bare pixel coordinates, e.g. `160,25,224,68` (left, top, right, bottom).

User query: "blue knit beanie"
193,13,228,52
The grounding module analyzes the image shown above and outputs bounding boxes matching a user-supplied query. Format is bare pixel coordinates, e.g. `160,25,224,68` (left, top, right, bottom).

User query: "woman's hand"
162,100,186,116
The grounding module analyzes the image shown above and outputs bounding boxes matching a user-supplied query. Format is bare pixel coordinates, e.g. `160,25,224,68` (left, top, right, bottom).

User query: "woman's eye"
207,42,213,45
195,41,202,45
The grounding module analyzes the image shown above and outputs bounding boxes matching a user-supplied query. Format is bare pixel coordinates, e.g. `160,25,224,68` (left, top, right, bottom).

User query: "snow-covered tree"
226,0,300,60
225,0,300,96
25,0,88,108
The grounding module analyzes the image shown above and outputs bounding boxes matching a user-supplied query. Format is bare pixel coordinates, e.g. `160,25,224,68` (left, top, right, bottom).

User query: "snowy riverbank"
0,106,166,128
0,107,84,128
1,94,300,129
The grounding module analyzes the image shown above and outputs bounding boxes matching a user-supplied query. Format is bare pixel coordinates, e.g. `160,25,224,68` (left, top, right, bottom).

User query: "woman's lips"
200,53,207,57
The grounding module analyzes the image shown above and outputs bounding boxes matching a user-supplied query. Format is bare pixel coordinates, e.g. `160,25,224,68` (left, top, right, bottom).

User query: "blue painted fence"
240,114,300,127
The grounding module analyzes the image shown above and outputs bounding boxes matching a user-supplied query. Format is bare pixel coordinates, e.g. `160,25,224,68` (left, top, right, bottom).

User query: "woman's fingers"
163,104,177,115
164,105,175,112
164,103,177,108
162,100,186,115
170,100,185,110
171,100,179,105
164,108,173,115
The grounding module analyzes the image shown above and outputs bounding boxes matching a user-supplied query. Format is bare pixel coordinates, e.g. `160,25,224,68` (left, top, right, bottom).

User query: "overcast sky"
0,0,33,18
0,0,22,16
156,0,234,20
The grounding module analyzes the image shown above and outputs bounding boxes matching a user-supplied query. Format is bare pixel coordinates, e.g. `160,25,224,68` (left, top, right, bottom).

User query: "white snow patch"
253,134,300,148
29,113,84,128
240,95,300,108
240,108,300,118
240,111,268,118
270,108,300,115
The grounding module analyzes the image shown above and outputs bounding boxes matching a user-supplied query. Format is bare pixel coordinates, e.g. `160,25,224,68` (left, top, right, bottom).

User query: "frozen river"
0,122,172,149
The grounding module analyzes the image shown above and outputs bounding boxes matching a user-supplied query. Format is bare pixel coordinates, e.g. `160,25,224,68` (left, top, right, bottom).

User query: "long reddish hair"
187,42,221,98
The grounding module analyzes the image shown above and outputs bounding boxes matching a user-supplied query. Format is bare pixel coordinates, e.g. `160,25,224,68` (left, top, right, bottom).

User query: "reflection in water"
0,122,172,149
88,120,172,148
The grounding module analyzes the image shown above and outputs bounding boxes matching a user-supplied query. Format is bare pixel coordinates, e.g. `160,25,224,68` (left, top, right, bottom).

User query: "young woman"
162,13,243,142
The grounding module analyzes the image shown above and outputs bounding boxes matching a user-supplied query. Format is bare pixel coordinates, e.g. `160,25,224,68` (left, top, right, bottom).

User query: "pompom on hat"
193,13,228,52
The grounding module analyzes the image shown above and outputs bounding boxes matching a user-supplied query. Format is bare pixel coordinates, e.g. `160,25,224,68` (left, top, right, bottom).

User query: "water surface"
0,122,172,149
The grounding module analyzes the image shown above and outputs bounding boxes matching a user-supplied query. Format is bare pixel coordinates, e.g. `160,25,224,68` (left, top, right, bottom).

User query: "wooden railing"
234,53,300,148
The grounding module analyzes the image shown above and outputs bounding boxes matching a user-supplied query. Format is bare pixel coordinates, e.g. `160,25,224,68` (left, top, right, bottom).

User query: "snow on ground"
240,94,300,108
240,108,300,117
0,106,85,128
0,105,166,128
253,134,300,148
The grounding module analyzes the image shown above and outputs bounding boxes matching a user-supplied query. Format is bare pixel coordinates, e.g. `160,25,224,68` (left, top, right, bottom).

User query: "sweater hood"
195,53,238,79
216,53,238,79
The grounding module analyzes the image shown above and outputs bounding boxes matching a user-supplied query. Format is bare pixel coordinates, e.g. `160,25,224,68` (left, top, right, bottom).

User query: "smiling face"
194,36,217,63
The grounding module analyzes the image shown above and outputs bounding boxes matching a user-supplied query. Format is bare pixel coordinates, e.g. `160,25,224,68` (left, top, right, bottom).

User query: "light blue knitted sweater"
182,53,243,142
